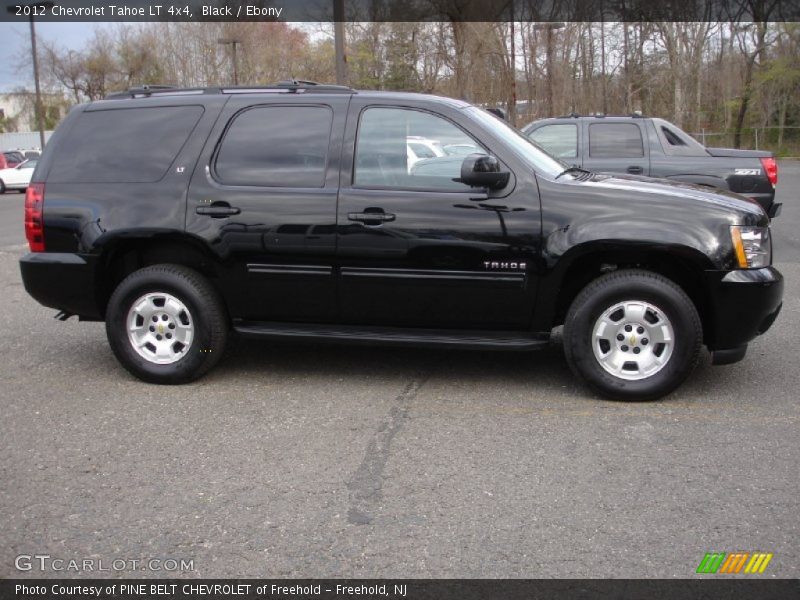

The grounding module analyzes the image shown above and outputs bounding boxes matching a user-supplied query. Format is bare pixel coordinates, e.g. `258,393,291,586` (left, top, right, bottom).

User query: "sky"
0,21,328,93
0,22,111,92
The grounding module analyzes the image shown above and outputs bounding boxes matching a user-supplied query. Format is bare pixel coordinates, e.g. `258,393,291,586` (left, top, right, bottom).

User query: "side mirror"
486,107,506,120
460,154,510,190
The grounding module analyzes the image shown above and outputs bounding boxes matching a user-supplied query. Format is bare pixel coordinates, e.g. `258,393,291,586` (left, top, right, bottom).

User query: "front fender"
541,215,727,271
663,174,729,191
531,237,715,331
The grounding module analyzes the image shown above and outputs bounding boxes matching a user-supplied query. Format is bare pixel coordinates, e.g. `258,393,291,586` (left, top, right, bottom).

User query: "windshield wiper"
555,166,592,180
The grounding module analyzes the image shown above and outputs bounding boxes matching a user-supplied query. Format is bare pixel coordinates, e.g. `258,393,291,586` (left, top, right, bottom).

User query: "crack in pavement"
346,374,430,525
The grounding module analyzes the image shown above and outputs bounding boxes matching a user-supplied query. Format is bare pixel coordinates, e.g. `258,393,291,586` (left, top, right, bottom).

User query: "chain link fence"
690,127,800,157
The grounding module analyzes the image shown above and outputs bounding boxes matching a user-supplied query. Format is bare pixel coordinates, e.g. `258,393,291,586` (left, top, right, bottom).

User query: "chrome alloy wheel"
126,292,194,365
591,300,675,381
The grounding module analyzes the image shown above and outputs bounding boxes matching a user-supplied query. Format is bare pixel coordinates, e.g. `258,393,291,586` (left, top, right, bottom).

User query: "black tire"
563,269,702,401
0,179,6,194
105,264,228,384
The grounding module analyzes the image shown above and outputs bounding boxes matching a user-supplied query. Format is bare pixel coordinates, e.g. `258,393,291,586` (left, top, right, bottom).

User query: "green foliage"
383,24,421,91
0,114,17,133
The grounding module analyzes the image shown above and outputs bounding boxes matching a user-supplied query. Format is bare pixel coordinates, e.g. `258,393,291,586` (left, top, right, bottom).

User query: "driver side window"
354,107,487,191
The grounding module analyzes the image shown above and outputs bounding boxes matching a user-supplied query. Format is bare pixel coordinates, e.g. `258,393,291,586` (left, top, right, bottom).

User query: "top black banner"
1,0,799,23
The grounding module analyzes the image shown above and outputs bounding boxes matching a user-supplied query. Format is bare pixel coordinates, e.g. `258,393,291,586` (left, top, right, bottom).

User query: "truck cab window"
589,123,644,158
529,124,578,159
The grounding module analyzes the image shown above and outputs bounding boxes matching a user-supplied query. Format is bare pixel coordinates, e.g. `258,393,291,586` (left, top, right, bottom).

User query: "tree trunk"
777,96,787,149
450,21,469,101
623,23,631,113
733,59,755,149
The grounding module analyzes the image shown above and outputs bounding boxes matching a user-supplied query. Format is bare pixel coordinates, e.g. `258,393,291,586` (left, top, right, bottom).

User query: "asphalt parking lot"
1,163,798,579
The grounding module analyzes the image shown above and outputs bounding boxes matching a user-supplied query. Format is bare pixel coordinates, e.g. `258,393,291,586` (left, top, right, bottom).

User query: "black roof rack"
105,80,355,100
556,112,646,119
105,84,182,99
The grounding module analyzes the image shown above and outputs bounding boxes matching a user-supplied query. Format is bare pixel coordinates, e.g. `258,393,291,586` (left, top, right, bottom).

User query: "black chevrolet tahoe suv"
20,82,783,401
522,115,781,218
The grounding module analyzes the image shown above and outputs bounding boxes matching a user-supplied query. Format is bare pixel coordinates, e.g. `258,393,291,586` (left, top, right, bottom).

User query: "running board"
233,321,549,351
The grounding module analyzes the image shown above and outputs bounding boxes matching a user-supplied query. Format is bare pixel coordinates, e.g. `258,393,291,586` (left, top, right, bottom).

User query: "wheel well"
552,250,712,343
96,237,222,318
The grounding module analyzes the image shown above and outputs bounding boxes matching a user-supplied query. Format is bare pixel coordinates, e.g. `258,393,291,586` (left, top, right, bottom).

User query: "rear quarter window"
48,105,204,183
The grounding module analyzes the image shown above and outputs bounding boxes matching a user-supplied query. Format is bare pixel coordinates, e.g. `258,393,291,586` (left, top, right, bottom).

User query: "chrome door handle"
196,202,241,217
347,212,396,223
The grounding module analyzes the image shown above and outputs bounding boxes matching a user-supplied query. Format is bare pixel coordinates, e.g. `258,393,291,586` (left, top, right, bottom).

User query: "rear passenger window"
215,105,332,188
48,106,204,183
589,123,644,158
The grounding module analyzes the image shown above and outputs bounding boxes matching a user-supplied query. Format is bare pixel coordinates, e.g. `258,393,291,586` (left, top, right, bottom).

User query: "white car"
0,159,37,193
406,136,446,170
444,143,481,156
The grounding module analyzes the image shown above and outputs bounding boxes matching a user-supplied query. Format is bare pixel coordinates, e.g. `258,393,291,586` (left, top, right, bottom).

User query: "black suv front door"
186,95,349,322
335,100,539,330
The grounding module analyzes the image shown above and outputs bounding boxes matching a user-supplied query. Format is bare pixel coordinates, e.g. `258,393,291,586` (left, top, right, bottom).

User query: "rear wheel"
563,269,702,401
105,264,228,384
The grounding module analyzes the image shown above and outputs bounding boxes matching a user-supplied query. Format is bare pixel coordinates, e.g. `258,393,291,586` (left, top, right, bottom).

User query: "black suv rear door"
186,94,349,322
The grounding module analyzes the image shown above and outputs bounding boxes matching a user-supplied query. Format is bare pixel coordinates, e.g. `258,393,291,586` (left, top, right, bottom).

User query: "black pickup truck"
522,115,781,218
19,83,783,400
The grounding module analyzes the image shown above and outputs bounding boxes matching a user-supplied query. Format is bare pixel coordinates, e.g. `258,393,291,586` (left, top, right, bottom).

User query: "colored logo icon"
696,552,773,574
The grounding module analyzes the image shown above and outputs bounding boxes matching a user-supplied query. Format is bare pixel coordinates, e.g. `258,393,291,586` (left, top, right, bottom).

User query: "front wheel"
563,269,702,401
105,264,228,384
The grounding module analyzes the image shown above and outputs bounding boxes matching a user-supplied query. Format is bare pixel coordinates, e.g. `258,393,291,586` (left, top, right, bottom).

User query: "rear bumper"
19,252,102,319
704,266,783,355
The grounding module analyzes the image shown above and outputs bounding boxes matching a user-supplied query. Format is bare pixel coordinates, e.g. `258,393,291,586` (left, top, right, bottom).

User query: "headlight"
731,225,771,268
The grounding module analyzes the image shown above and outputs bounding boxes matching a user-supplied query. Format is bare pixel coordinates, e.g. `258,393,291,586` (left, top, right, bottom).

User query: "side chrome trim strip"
247,264,333,276
340,267,525,284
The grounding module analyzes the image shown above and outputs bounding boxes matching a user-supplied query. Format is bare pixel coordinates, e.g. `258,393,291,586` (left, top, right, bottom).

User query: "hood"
587,172,767,226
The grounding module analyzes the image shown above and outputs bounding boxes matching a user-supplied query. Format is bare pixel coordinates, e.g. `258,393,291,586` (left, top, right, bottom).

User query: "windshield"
464,106,568,178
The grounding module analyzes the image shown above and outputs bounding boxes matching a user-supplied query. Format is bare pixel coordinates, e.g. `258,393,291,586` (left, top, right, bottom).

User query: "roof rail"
555,112,647,119
105,80,355,100
106,85,206,99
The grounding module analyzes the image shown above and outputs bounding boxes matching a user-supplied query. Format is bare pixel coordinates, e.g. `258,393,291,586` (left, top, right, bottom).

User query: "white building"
0,91,68,133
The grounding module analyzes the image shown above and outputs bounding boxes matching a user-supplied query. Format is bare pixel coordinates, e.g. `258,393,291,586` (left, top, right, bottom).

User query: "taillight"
24,182,45,252
760,157,778,187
